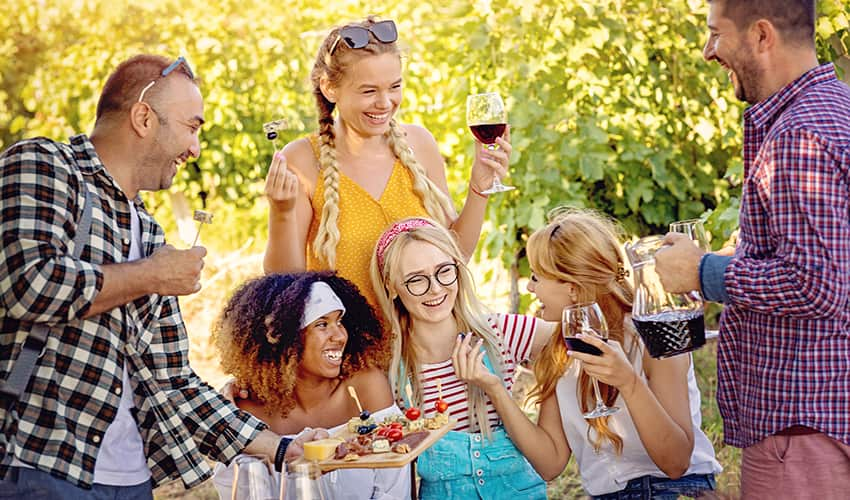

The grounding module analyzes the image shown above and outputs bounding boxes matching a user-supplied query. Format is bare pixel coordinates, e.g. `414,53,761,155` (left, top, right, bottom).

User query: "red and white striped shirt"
416,313,538,432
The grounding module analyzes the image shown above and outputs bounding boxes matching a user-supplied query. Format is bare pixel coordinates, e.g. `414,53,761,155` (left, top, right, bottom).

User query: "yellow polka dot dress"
305,135,429,308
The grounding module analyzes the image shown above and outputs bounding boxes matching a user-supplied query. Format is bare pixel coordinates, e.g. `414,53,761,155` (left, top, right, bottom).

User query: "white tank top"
555,335,721,496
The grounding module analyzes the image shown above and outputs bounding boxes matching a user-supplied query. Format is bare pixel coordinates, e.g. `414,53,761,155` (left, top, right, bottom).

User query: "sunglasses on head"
138,56,195,103
329,20,398,55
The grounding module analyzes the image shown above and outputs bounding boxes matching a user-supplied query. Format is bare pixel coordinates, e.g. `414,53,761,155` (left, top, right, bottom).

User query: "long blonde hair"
370,218,502,437
527,208,637,453
309,18,453,267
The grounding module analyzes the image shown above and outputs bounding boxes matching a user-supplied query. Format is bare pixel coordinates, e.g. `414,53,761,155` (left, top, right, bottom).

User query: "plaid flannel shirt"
0,135,267,488
718,64,850,448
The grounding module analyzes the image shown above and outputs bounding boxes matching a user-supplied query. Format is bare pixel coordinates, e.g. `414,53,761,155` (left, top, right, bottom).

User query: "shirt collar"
744,63,837,130
69,133,146,207
69,133,107,175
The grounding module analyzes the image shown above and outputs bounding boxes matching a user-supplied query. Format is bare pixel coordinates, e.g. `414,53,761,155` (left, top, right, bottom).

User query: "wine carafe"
624,235,706,358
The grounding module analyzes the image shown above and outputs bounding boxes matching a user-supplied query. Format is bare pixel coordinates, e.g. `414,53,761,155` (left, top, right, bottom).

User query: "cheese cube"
302,438,343,461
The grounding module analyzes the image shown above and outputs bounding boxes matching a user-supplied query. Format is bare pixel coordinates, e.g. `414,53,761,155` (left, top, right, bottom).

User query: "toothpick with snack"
263,119,288,150
347,386,375,434
191,210,213,246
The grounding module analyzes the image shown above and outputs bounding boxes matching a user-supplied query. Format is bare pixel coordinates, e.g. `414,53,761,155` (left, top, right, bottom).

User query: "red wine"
470,123,506,144
632,311,705,359
564,337,607,356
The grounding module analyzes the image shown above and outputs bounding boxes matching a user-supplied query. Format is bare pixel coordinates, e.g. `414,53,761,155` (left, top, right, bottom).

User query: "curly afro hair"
212,271,389,417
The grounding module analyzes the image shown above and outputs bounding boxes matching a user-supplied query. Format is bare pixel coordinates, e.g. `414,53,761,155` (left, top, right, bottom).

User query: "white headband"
300,281,346,330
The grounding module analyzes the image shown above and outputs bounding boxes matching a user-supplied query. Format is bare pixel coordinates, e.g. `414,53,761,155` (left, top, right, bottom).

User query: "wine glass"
466,92,515,194
669,218,710,303
231,455,278,500
562,302,620,419
668,218,709,251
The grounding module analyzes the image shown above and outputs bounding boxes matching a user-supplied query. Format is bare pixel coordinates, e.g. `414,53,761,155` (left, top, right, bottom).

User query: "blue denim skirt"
417,426,546,500
592,473,716,500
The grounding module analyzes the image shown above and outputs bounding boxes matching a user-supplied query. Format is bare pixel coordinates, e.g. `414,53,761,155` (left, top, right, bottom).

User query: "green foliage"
2,0,848,276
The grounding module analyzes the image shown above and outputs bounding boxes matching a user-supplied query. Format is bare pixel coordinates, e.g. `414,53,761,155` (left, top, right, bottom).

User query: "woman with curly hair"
370,217,558,500
211,271,409,499
262,16,511,312
499,208,720,499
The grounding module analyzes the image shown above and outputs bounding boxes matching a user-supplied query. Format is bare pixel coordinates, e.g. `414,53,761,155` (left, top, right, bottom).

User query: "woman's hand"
264,150,299,214
451,333,502,393
219,377,250,404
567,335,639,397
468,126,512,195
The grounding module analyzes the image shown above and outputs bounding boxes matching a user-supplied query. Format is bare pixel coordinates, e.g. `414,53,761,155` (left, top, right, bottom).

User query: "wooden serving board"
294,419,455,472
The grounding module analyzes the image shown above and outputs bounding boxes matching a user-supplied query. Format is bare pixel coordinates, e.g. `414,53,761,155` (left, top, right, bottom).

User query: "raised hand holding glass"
466,92,515,194
562,302,620,419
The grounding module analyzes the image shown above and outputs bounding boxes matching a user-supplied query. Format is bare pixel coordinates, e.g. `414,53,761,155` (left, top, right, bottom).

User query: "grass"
152,247,741,499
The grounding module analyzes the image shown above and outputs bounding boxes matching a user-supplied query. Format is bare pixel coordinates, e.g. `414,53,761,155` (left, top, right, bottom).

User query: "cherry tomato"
435,399,449,413
389,422,404,430
376,426,389,437
387,429,403,442
405,407,421,420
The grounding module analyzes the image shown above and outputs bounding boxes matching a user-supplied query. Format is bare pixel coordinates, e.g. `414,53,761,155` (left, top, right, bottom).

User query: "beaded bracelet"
274,436,293,472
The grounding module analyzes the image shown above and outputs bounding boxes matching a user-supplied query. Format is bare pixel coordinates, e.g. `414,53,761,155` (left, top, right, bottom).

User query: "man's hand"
654,233,704,293
285,428,331,463
145,244,207,295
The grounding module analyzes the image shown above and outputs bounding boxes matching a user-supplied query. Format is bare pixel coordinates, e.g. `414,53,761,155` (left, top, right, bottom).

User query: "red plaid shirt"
0,135,267,488
719,64,850,448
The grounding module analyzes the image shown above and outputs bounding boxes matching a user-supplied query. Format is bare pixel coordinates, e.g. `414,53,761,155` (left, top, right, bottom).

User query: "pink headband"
375,218,435,270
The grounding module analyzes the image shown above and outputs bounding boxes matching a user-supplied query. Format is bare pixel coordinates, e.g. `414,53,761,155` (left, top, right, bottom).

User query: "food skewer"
191,209,213,246
348,385,364,415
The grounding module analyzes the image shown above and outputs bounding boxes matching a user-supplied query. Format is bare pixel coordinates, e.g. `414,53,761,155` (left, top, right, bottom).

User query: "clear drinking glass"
231,455,278,500
562,302,620,419
466,92,515,194
284,461,330,500
669,218,710,251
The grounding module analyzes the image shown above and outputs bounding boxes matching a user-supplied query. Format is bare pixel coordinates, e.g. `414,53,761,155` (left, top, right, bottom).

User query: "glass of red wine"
562,302,620,419
466,92,514,194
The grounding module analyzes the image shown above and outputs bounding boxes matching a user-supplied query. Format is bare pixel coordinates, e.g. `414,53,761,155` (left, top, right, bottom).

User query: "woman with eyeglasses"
511,208,720,499
262,17,509,326
369,217,557,500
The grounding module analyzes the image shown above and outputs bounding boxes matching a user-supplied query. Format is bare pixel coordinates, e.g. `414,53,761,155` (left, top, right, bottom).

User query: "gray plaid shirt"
0,135,267,488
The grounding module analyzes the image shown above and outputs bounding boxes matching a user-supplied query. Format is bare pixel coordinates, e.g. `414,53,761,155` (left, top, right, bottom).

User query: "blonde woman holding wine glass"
486,208,721,499
263,17,510,316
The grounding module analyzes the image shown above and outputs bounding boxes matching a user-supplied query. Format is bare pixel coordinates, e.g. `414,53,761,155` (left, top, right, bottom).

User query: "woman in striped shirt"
369,217,558,499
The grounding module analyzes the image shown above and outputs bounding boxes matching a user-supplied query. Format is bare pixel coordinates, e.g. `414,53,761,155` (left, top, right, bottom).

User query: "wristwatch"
274,436,294,472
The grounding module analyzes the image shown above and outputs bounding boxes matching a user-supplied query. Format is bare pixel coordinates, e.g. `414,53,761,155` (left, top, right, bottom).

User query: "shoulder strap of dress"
307,133,321,162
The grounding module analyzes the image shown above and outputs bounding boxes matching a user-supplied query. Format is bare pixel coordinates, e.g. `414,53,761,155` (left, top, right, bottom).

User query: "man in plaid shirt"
656,1,850,498
0,55,315,497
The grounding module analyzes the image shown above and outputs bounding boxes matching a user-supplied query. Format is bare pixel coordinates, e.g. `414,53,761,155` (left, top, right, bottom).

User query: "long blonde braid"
386,120,453,226
314,90,343,267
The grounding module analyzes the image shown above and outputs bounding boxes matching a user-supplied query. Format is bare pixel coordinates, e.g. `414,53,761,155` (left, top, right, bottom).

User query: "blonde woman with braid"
263,17,509,312
501,209,721,499
370,217,558,499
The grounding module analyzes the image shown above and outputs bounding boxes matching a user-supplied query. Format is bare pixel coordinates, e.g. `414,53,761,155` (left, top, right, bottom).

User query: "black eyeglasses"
137,56,195,103
403,263,459,297
329,20,398,55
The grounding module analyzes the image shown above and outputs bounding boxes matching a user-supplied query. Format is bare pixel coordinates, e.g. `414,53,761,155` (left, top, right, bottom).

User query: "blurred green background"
3,0,848,497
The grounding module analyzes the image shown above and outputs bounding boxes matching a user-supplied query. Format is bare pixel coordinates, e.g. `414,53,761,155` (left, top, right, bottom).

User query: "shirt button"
473,451,480,458
478,479,485,486
92,435,101,444
122,237,130,245
476,469,483,477
114,386,122,395
474,435,481,442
